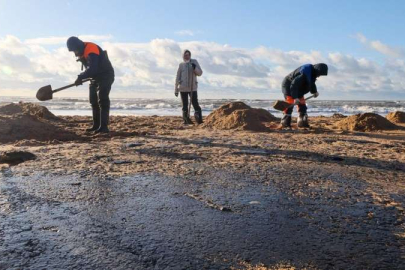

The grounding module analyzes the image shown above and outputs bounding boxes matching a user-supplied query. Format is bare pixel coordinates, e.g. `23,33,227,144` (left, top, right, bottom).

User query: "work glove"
74,77,83,86
191,63,196,70
175,92,179,97
294,98,301,105
314,92,319,98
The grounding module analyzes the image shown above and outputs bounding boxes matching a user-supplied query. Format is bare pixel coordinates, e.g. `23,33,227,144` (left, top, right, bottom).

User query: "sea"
1,96,404,118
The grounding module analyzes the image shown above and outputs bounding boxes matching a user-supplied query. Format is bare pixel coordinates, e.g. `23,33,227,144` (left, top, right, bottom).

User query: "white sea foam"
1,96,404,117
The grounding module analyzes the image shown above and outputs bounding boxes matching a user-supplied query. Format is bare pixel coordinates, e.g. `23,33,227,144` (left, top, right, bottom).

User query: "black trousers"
181,91,201,113
283,95,308,115
89,76,114,110
282,78,307,115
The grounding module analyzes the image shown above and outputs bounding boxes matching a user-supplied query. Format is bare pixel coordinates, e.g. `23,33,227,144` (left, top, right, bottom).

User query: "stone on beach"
0,151,36,165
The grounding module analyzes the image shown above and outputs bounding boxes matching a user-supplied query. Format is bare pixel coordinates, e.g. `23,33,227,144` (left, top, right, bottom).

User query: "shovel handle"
288,94,315,108
52,78,91,93
304,94,315,101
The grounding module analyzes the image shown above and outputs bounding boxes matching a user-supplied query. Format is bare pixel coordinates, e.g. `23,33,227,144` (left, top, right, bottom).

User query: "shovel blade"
273,100,292,111
36,85,53,101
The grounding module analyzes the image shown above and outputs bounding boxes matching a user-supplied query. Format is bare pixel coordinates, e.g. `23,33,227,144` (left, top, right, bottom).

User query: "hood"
183,49,191,61
67,36,85,55
183,49,191,57
313,63,328,77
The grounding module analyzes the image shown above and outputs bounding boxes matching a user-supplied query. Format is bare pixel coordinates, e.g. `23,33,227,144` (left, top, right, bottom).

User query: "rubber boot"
183,111,193,125
297,113,310,128
194,111,203,124
95,106,110,134
281,114,292,128
86,106,100,132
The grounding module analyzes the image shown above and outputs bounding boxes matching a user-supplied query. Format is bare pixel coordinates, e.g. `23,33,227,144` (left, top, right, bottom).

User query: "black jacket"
77,42,114,80
282,63,328,98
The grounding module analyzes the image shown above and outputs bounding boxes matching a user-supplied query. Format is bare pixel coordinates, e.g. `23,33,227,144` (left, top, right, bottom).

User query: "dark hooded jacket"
77,42,114,80
67,37,114,81
282,63,328,99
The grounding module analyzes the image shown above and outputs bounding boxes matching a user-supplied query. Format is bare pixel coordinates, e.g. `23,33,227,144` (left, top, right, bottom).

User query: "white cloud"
355,33,403,58
175,30,195,36
1,34,405,99
25,35,113,45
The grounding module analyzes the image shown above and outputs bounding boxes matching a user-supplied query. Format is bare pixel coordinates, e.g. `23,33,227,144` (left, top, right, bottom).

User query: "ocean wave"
145,102,173,109
2,97,404,117
61,98,87,102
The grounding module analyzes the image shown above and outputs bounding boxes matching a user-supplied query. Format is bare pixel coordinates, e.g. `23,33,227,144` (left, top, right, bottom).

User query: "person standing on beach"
281,63,328,128
67,37,115,134
175,50,203,125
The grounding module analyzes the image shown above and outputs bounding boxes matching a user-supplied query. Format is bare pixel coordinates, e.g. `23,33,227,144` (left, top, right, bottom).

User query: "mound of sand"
0,102,59,121
203,102,278,131
386,111,405,124
335,113,398,132
331,113,347,119
0,103,80,144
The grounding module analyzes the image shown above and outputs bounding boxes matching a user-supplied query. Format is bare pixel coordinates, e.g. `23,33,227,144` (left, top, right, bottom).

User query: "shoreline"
2,98,405,119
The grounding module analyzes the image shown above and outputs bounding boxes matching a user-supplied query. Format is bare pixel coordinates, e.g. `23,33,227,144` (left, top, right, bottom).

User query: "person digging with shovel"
175,50,203,125
280,63,328,128
67,36,115,134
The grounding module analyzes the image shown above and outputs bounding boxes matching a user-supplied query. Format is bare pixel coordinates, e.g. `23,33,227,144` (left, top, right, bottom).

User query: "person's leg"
191,91,203,124
180,92,192,124
95,76,114,133
297,98,307,115
297,97,309,128
281,95,294,128
281,78,293,128
181,92,188,114
87,80,100,132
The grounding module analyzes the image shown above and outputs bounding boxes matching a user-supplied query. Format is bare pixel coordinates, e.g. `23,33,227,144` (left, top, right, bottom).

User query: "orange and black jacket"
77,42,114,80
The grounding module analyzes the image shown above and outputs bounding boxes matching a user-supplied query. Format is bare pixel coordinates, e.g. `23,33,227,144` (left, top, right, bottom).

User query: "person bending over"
281,63,328,128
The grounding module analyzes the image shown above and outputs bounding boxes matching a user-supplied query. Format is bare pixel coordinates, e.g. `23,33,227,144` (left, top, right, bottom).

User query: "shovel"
273,94,315,111
36,78,91,101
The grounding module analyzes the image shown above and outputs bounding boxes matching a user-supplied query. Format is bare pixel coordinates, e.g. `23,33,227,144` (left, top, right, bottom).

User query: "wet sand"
1,115,405,269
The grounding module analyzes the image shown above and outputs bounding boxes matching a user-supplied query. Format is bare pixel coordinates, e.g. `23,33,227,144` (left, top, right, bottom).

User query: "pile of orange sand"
0,102,59,121
335,113,398,132
386,111,405,124
203,102,278,131
0,103,80,144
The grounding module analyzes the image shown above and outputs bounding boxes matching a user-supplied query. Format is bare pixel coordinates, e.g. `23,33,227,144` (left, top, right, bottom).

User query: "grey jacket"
175,59,203,93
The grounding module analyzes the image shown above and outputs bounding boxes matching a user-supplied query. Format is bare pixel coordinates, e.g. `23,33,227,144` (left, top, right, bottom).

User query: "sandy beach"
1,102,405,269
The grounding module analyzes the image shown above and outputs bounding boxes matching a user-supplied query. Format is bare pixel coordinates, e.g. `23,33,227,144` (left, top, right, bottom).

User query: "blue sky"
1,0,404,54
0,0,405,99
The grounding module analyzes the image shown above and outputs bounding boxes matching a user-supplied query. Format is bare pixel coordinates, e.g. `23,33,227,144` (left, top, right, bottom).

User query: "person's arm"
192,60,203,76
289,74,304,99
310,83,318,94
300,65,316,94
175,64,181,95
78,53,99,80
